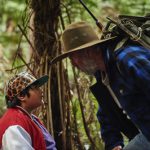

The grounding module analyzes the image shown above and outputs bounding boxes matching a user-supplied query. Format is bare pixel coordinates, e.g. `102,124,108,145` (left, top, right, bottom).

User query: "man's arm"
90,75,124,150
116,45,150,141
97,107,124,150
2,125,34,150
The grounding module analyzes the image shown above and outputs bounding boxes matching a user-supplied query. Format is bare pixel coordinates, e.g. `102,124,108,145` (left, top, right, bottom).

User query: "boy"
0,72,56,150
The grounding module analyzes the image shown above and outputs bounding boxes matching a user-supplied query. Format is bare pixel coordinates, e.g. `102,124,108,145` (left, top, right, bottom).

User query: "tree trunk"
30,0,69,149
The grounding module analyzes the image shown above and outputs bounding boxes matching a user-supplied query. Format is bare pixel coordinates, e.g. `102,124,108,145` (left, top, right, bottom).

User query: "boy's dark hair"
6,87,31,108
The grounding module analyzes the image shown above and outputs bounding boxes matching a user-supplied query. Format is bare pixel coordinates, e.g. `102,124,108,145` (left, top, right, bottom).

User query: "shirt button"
119,89,124,94
123,110,130,119
127,115,131,119
123,110,126,114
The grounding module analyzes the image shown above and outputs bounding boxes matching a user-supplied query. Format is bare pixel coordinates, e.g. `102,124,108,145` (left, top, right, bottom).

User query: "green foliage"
106,0,150,15
0,55,11,117
1,0,150,149
69,72,104,149
61,0,101,25
71,95,104,149
0,0,26,24
0,0,30,116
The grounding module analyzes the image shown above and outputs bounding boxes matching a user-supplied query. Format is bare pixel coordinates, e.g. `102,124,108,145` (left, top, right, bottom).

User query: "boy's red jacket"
0,107,46,150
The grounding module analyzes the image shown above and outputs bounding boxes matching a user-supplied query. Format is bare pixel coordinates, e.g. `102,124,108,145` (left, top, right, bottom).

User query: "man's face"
69,46,105,75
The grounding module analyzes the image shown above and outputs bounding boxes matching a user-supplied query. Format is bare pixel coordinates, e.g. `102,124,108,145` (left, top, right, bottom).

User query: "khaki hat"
51,21,116,64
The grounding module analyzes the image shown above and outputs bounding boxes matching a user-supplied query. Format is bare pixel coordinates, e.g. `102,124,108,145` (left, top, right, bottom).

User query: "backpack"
102,14,150,50
100,14,150,79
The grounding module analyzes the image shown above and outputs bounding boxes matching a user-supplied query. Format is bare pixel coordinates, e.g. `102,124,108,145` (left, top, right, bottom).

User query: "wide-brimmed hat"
5,72,49,100
51,21,116,64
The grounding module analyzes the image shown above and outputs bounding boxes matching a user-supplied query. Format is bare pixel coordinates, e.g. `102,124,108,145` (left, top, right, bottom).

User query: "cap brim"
30,75,49,87
51,36,117,64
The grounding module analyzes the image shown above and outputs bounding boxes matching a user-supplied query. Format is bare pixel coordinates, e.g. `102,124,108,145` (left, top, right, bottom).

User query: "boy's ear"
17,95,26,102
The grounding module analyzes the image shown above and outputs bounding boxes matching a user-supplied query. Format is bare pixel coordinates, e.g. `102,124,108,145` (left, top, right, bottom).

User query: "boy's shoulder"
0,108,32,127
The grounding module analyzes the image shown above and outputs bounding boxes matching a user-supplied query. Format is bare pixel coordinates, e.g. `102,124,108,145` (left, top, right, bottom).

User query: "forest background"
0,0,150,149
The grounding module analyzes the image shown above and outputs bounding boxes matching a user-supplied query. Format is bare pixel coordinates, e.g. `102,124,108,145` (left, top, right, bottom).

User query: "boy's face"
19,85,43,112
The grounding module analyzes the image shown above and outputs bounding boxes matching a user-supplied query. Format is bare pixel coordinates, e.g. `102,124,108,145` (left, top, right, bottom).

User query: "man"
0,72,56,150
51,21,150,150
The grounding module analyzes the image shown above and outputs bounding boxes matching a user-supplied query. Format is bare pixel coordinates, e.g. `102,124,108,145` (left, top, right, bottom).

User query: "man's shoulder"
115,45,150,61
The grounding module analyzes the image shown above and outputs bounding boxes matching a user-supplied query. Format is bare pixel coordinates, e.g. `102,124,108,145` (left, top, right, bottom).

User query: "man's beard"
78,60,99,75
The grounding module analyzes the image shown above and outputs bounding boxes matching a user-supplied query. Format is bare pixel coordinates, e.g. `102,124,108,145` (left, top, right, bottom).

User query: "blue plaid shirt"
113,45,150,140
94,45,150,150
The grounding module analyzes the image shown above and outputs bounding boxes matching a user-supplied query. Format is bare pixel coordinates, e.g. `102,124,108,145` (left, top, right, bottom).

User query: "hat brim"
29,75,49,88
51,36,117,64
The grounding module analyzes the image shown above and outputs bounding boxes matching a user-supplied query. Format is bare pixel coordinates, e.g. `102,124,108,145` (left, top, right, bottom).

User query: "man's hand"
112,145,122,150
